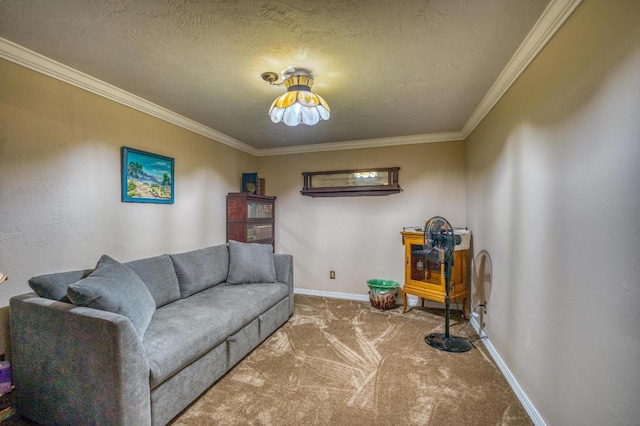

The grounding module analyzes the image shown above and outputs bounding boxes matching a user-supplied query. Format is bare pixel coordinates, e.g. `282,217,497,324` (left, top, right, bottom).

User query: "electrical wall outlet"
330,271,336,279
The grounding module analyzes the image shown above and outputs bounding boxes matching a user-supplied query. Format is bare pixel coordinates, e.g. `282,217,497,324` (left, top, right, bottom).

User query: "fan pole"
444,260,451,340
423,216,472,353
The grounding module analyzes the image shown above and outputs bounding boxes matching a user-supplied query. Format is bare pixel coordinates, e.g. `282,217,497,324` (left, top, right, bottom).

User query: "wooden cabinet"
227,193,276,249
400,231,468,316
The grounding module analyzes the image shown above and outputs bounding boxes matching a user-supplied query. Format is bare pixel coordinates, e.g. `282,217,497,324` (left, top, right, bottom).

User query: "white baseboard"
294,288,370,302
295,288,544,425
294,288,471,314
470,317,546,426
294,288,440,308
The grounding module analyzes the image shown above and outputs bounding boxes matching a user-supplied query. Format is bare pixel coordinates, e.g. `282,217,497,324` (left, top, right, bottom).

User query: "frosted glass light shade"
268,74,330,126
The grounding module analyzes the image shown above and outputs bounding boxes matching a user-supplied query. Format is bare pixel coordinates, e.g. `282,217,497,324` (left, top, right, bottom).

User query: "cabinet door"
246,223,273,242
408,241,444,289
247,200,273,219
227,193,275,249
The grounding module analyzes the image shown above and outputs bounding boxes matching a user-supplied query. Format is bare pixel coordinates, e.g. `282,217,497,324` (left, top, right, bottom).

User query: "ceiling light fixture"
261,68,330,127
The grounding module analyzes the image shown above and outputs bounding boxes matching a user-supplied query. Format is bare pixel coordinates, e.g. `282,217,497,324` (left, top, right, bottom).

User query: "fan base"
425,333,472,353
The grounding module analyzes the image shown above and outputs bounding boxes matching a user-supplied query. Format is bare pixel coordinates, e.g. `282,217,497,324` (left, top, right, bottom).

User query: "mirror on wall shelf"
301,167,401,197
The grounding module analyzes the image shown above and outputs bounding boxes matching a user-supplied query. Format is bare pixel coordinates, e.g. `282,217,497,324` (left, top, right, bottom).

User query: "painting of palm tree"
121,147,174,204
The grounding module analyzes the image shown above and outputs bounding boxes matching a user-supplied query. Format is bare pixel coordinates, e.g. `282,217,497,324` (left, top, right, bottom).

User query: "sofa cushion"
126,255,180,308
143,282,288,388
169,245,229,298
28,269,92,302
67,255,156,338
226,240,277,285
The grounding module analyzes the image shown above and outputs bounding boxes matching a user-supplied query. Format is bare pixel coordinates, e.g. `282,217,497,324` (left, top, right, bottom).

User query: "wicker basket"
367,279,399,311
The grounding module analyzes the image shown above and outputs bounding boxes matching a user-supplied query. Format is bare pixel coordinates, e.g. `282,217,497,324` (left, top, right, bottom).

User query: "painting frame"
121,146,174,204
241,172,259,194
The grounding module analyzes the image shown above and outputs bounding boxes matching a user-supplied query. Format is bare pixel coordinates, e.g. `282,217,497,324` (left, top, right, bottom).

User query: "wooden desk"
400,231,468,317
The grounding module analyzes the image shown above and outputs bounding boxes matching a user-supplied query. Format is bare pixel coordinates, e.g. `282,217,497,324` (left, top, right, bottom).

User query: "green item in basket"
366,279,399,290
367,279,399,311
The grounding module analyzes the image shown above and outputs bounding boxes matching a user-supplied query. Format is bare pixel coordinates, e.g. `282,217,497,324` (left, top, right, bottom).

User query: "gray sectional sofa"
9,240,294,425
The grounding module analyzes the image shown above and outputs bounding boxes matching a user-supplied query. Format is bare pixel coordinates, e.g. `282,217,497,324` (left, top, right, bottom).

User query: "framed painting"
241,172,259,194
122,146,174,204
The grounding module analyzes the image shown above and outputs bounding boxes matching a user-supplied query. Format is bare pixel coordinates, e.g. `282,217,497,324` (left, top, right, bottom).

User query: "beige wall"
258,141,466,296
466,1,640,425
3,1,638,422
0,59,257,353
0,56,467,355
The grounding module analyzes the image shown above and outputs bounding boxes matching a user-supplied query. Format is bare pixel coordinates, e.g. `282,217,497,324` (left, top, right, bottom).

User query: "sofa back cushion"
169,244,229,298
126,255,180,308
67,255,156,338
29,269,93,302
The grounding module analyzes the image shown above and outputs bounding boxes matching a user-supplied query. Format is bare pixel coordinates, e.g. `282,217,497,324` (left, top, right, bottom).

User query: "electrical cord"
457,303,489,347
446,300,469,327
428,300,490,348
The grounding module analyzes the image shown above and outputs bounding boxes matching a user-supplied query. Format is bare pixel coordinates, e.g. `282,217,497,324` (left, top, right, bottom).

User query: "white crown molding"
264,0,583,155
0,0,580,156
256,131,464,157
461,0,584,139
0,37,258,156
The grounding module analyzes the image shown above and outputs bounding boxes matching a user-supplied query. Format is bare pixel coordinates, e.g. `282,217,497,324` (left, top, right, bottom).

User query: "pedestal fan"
423,216,472,353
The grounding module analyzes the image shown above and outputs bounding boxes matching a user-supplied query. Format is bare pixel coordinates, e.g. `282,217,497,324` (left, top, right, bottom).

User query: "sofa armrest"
273,254,294,316
10,293,151,425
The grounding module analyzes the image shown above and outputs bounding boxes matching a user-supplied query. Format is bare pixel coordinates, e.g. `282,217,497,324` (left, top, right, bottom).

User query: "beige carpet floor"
170,295,532,426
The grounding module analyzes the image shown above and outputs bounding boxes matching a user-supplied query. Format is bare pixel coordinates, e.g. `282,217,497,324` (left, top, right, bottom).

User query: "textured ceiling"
0,0,550,150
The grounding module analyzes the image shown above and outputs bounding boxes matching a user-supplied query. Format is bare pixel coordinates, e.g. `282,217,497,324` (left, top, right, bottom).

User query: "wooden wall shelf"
301,167,401,197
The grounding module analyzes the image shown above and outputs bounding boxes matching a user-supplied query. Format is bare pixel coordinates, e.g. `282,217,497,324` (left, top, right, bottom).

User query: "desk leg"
461,297,468,320
401,289,408,314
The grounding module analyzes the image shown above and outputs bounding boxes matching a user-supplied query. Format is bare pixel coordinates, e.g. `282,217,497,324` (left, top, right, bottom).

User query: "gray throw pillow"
67,255,156,338
226,240,277,285
29,269,92,302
